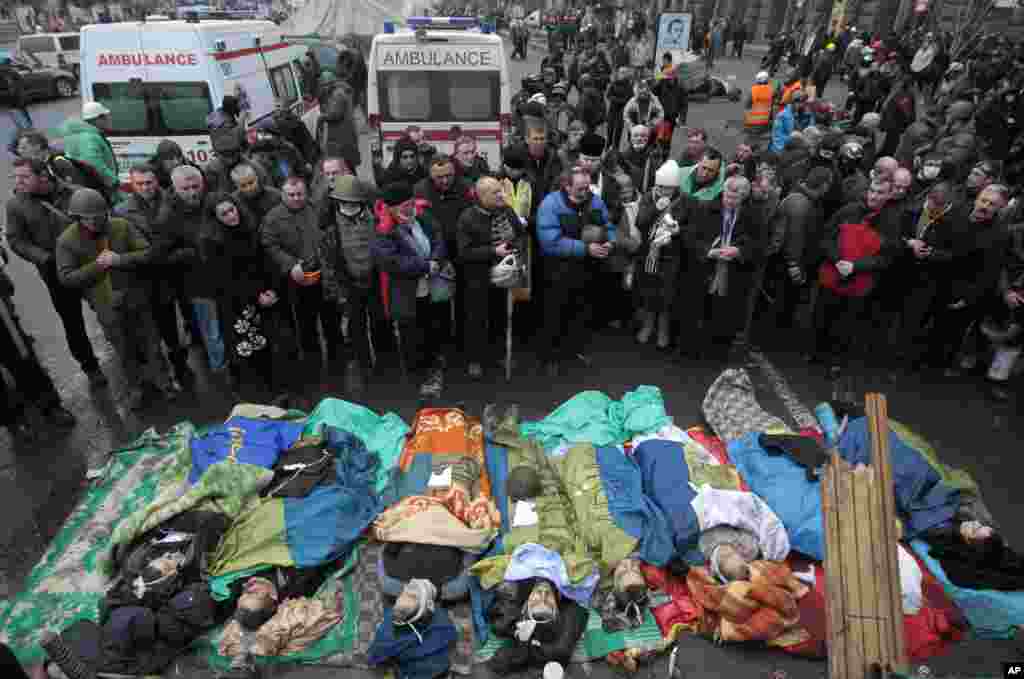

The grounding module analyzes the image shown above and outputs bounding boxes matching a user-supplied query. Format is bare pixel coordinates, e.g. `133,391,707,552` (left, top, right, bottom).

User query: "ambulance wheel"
55,78,75,98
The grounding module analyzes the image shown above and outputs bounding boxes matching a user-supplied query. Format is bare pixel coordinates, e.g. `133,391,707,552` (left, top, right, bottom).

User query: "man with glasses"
6,158,105,385
535,165,615,377
57,188,172,410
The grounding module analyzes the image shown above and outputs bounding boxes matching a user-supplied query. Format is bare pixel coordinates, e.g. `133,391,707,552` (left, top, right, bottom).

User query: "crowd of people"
2,21,1023,440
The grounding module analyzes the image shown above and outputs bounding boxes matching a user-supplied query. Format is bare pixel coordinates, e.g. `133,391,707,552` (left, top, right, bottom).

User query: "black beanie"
580,133,606,157
380,182,414,206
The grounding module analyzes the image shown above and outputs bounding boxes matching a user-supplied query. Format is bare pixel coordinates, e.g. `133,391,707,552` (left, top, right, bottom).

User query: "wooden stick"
822,458,848,679
838,461,865,679
853,465,883,670
866,393,908,673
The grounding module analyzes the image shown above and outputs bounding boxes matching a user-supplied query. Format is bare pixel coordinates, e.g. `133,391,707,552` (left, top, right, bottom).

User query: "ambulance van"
79,18,318,187
367,17,511,171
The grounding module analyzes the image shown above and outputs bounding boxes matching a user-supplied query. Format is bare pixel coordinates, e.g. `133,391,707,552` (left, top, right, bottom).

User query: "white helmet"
82,101,111,121
755,71,770,84
490,253,525,288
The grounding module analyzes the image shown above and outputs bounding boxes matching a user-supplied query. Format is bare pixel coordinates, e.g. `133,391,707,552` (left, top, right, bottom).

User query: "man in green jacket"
57,102,120,199
56,188,177,410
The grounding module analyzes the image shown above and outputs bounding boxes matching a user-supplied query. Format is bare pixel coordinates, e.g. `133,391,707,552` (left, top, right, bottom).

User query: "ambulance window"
270,65,298,104
448,72,499,120
58,36,80,51
157,82,213,134
92,83,148,135
382,72,431,120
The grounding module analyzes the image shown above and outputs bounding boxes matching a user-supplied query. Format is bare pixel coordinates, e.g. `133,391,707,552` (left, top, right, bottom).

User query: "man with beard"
605,67,635,152
230,163,282,228
154,165,224,377
261,176,340,404
376,136,427,188
623,79,664,133
617,125,656,195
114,164,194,383
558,119,587,169
814,179,895,377
6,158,104,385
677,175,757,363
934,184,1011,376
203,129,253,196
415,155,474,351
57,188,175,410
535,166,614,376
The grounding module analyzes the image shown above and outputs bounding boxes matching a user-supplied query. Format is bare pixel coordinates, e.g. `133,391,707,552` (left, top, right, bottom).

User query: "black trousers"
398,297,449,377
899,273,946,367
151,275,191,358
607,106,626,151
538,258,597,363
291,282,341,362
463,280,507,365
814,288,874,368
40,264,99,371
342,285,373,370
0,298,60,425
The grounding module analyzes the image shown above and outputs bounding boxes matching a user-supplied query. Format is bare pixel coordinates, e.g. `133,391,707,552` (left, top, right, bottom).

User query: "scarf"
681,163,726,201
644,207,676,274
916,200,952,239
709,208,739,296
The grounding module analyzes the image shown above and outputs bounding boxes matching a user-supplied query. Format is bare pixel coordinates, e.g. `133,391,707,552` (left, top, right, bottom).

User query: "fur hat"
655,159,682,187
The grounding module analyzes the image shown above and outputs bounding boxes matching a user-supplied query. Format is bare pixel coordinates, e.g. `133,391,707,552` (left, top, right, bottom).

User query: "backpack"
49,153,115,203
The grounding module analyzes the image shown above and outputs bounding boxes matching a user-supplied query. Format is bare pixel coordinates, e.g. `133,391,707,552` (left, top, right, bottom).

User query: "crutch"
505,288,514,382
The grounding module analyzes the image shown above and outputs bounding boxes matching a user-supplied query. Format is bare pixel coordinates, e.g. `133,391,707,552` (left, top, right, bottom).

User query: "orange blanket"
398,407,491,498
686,561,810,647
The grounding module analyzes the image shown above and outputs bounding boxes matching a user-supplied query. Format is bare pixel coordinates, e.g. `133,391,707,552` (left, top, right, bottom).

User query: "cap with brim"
380,182,413,207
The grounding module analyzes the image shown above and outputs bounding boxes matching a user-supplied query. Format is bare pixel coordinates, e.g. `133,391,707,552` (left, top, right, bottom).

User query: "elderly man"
5,158,104,384
57,188,173,410
934,184,1011,376
535,166,615,376
453,136,490,184
153,165,222,378
677,175,759,363
870,155,900,185
262,175,341,398
456,176,527,378
231,163,282,227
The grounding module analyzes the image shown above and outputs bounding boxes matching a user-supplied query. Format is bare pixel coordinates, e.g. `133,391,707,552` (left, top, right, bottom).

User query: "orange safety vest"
781,80,803,105
744,83,773,128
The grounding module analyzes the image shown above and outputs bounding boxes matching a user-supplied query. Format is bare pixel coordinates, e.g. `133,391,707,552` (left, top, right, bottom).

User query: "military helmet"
68,188,109,219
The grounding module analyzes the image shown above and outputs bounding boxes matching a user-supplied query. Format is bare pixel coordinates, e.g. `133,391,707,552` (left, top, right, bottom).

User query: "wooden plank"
821,460,848,679
867,393,908,672
837,462,866,679
853,465,883,669
866,463,897,669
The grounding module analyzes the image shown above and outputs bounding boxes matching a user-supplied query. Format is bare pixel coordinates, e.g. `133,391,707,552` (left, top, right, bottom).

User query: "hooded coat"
57,118,119,191
318,81,361,170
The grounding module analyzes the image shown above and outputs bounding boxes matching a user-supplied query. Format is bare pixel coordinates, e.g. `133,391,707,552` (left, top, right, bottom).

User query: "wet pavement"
0,36,1022,678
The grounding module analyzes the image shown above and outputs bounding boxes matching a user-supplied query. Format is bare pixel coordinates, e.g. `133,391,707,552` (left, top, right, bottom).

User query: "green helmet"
68,188,109,219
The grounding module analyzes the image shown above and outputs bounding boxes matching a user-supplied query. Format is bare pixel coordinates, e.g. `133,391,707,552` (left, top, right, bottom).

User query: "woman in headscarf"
200,192,288,401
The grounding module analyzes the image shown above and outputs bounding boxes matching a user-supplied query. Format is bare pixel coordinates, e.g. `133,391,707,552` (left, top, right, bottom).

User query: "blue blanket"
624,440,701,563
188,417,304,484
911,539,1024,639
728,419,962,561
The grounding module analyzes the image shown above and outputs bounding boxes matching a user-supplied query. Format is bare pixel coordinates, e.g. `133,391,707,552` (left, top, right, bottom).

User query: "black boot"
41,631,96,679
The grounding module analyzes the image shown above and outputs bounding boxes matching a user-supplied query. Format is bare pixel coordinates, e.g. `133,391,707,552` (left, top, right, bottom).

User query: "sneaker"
467,362,483,379
45,405,76,428
419,370,443,399
84,367,107,388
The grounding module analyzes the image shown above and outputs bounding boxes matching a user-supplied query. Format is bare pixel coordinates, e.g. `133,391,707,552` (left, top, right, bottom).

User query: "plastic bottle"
814,402,840,447
544,661,565,679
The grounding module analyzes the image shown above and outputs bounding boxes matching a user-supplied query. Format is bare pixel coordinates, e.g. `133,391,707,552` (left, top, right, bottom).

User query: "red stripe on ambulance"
213,42,291,61
381,129,501,142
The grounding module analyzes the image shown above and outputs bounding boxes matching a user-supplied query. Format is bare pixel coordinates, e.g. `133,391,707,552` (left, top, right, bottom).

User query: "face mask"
655,196,671,211
922,165,941,180
338,202,363,217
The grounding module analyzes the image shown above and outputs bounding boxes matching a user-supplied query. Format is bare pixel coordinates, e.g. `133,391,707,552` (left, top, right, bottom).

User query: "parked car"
0,52,78,101
16,32,81,79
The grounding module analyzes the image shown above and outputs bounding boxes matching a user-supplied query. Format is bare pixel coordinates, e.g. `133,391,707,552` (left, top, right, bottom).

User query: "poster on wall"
654,12,692,74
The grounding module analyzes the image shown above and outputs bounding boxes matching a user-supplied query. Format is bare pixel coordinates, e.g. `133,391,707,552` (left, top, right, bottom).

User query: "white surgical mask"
655,196,671,211
337,203,363,217
922,165,940,180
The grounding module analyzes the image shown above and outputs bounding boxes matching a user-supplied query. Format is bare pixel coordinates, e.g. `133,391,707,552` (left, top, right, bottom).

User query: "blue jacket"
769,105,795,153
536,190,614,258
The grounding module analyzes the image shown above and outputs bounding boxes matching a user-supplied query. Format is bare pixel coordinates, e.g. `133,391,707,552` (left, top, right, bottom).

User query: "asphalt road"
0,37,1022,678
